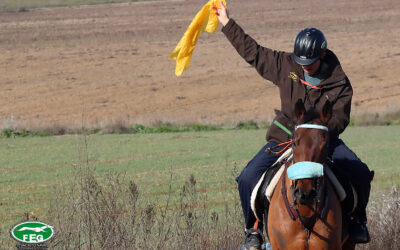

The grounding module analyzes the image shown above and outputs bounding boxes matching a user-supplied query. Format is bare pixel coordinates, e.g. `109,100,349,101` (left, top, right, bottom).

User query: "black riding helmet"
293,28,327,66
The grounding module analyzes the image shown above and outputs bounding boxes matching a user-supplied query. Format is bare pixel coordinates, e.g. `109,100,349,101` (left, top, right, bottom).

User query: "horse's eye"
294,137,300,146
320,141,327,151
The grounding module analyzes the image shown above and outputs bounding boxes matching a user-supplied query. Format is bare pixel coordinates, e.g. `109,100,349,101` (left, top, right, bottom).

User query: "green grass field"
0,0,148,11
1,126,399,246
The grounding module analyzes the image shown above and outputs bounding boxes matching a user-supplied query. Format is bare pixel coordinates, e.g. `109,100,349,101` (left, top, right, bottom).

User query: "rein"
266,123,328,156
265,140,293,156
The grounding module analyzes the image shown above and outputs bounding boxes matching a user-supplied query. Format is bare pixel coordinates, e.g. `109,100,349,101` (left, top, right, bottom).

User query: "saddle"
250,148,358,236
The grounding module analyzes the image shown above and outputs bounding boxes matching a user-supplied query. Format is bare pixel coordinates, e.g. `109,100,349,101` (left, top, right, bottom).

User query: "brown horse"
267,100,355,250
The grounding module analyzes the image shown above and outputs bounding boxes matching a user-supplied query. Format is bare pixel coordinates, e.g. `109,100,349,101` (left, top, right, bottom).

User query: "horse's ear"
295,99,305,121
321,100,333,124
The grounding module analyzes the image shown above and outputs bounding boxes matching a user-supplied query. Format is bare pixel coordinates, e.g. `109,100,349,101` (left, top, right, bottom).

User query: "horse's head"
290,99,332,206
269,99,343,250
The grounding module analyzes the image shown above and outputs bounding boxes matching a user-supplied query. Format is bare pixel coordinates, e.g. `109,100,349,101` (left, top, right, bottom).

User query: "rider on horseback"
213,2,374,249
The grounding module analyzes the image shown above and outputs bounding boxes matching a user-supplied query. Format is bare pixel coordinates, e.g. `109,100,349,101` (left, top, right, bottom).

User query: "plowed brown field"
0,0,399,130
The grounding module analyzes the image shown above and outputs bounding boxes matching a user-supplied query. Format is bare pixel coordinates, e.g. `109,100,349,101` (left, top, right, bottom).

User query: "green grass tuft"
1,128,52,138
131,123,223,134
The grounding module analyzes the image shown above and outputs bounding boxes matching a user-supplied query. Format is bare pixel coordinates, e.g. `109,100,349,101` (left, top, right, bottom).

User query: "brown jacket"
222,19,352,143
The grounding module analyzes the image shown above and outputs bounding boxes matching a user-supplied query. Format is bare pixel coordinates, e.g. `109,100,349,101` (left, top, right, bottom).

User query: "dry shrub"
357,186,400,250
49,164,243,249
95,117,133,134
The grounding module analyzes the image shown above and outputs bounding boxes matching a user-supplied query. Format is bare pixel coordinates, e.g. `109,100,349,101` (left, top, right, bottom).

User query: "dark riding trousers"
236,139,372,229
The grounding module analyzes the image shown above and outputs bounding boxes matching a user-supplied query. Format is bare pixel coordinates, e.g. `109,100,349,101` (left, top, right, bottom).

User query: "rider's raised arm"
221,19,291,86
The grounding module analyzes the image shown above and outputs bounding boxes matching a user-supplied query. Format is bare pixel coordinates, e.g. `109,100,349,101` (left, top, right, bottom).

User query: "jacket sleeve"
328,80,353,139
221,19,290,85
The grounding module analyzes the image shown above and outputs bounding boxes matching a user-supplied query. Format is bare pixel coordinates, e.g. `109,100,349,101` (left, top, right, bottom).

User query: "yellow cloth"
169,0,226,76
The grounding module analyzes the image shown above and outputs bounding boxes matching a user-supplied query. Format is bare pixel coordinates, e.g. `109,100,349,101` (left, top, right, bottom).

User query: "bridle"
295,123,329,131
281,123,330,249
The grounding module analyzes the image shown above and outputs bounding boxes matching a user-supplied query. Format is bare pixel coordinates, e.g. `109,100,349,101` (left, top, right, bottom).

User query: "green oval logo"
10,221,54,244
321,41,327,49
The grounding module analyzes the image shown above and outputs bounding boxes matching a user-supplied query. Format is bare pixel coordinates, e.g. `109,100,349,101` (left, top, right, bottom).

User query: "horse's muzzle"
293,188,317,205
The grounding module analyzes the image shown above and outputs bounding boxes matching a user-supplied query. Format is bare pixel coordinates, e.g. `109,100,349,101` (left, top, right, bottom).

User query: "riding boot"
349,220,370,244
240,228,265,250
349,206,370,244
349,170,374,244
348,185,371,244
